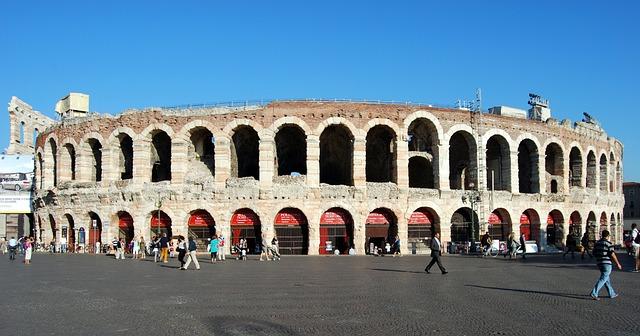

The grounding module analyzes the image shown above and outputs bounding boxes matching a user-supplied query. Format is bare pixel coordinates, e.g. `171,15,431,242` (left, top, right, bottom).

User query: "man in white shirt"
60,236,67,253
631,223,639,272
8,237,18,260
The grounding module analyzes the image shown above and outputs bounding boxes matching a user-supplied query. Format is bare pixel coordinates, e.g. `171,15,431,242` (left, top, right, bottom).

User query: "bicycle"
8,246,17,261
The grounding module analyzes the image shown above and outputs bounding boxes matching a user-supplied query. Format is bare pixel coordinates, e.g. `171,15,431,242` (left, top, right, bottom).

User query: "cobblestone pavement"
0,252,638,336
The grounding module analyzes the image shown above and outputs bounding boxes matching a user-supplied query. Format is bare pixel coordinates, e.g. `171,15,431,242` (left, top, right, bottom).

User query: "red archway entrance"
408,207,439,254
119,212,135,243
488,209,511,241
546,210,564,248
569,211,582,236
188,210,215,251
88,212,102,252
150,211,172,238
274,208,309,255
520,209,540,243
231,209,261,254
319,208,354,255
365,208,398,254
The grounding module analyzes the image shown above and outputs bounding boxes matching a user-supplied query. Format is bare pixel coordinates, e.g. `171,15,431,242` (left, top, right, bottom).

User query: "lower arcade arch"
365,208,398,254
118,211,135,243
319,208,354,255
408,207,440,254
188,210,216,252
546,210,565,248
569,211,583,236
88,212,102,251
274,208,309,255
519,209,540,243
150,210,172,238
450,207,479,243
64,214,76,252
231,209,262,254
487,208,512,241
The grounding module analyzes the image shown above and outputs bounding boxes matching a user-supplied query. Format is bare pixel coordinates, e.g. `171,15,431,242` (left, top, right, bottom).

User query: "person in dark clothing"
519,233,527,260
159,233,169,263
581,232,593,259
563,231,577,259
480,232,491,257
425,232,447,274
176,236,187,269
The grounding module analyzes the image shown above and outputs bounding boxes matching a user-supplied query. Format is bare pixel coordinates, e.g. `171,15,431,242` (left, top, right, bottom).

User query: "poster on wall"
0,154,34,213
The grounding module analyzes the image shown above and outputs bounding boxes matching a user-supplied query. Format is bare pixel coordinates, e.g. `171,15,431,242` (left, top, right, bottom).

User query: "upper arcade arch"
320,124,354,186
275,124,307,176
485,134,511,191
544,142,564,194
517,138,539,194
586,150,597,189
448,129,477,190
569,145,583,188
366,125,397,183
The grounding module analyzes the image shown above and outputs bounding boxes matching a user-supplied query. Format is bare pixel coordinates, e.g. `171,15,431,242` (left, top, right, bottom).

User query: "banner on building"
0,154,34,213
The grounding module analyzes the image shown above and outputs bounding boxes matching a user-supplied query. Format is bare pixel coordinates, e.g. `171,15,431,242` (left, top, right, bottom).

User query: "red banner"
547,215,554,225
188,211,214,227
519,214,530,225
366,211,390,225
275,210,305,225
320,209,350,225
119,213,134,228
408,210,433,225
231,210,260,226
488,213,502,225
150,213,171,228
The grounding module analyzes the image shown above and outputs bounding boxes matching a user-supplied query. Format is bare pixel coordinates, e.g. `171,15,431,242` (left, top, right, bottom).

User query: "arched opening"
150,130,172,182
188,210,215,251
37,153,44,190
319,207,354,255
616,163,622,193
609,153,615,192
231,126,259,180
87,139,103,182
320,125,354,186
408,157,434,188
546,210,564,248
366,125,397,183
19,121,25,143
487,208,512,241
518,139,539,193
33,128,39,148
188,127,215,178
486,135,511,191
599,154,607,192
49,214,57,243
150,210,172,238
274,208,309,255
569,211,582,236
365,208,398,254
451,207,479,244
408,118,439,188
118,133,133,180
569,147,582,187
585,211,597,249
586,151,597,189
88,212,102,251
48,139,58,187
231,208,262,254
118,211,135,243
449,131,477,190
599,212,608,236
520,209,540,243
61,144,76,181
275,125,307,176
408,207,440,254
64,214,76,252
545,143,563,194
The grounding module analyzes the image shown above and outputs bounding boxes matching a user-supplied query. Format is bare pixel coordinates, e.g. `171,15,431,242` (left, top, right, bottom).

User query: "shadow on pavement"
370,268,425,274
465,284,591,301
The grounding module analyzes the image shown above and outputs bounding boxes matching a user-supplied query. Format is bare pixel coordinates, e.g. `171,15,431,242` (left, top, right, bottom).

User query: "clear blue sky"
1,1,638,180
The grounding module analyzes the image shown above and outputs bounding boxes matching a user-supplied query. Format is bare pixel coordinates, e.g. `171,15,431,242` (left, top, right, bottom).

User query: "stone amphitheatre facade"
15,96,624,255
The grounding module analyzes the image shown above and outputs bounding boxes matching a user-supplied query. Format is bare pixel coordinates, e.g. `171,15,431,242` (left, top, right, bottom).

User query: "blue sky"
1,1,638,180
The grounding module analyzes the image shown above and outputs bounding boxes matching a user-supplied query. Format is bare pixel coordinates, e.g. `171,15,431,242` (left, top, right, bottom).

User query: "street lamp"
461,182,482,247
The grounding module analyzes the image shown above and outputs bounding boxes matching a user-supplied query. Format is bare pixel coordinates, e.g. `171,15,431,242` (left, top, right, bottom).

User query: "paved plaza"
1,252,638,336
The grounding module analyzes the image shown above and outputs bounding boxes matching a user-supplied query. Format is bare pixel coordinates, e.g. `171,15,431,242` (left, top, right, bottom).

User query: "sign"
520,214,530,225
366,210,393,225
150,213,171,228
547,215,554,225
119,214,134,228
0,154,34,213
488,213,502,225
275,210,305,225
231,210,259,225
320,209,350,225
408,210,433,225
188,210,215,227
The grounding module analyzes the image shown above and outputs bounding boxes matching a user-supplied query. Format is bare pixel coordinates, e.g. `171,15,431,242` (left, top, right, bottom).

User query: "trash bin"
411,242,417,255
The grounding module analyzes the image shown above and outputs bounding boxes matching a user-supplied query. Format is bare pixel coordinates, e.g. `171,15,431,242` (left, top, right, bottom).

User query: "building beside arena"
7,93,624,254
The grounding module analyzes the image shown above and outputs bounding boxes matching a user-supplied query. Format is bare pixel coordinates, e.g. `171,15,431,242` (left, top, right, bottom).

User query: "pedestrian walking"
159,233,169,263
259,234,270,261
506,232,518,259
8,237,18,261
424,232,447,274
519,233,527,260
270,235,281,261
24,237,33,265
139,237,146,259
563,231,577,259
0,237,6,255
239,237,247,261
392,235,402,257
60,236,67,253
183,237,201,270
581,231,593,260
590,230,622,300
209,235,219,263
176,236,187,269
151,235,159,262
481,231,491,257
217,234,226,261
631,223,640,272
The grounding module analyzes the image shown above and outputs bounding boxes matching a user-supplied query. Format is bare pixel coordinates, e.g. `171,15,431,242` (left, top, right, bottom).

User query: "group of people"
1,236,34,264
480,231,527,259
233,234,281,261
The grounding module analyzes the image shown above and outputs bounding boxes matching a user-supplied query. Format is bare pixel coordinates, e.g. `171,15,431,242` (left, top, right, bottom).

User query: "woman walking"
24,236,33,265
139,237,146,259
177,236,187,269
132,237,140,259
507,232,518,259
209,235,219,263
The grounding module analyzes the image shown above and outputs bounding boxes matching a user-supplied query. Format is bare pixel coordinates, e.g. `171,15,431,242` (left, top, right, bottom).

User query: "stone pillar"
259,137,275,189
563,152,571,193
306,135,320,188
214,137,230,189
133,138,150,183
510,150,518,193
353,136,366,187
171,139,188,184
438,143,450,190
307,216,319,255
397,214,409,255
352,212,366,255
538,223,547,252
396,137,409,189
538,154,546,194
